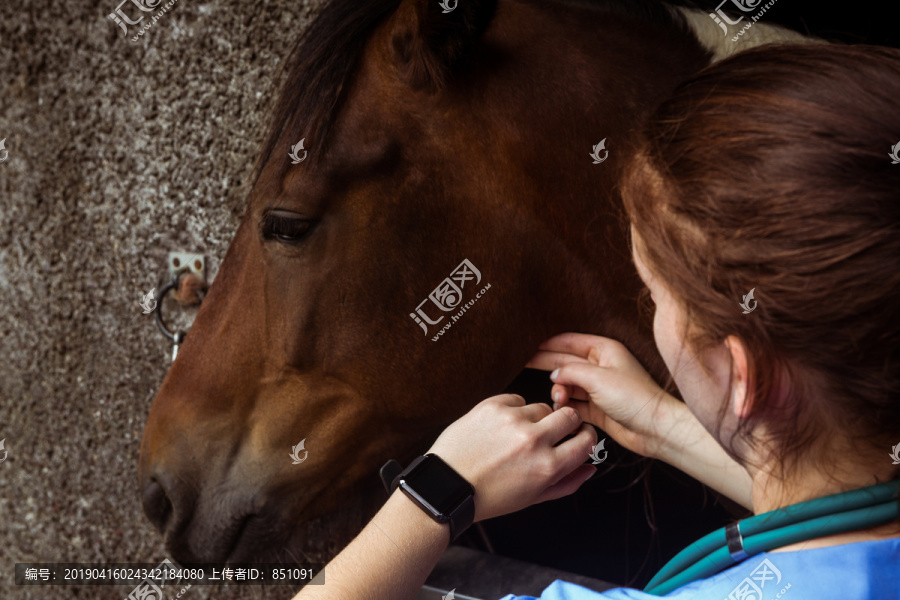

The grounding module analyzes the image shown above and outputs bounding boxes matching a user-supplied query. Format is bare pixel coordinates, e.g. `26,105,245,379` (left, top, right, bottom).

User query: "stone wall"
0,0,320,597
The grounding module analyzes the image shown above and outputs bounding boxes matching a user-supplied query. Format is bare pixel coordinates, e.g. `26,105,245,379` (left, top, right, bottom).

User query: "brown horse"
138,0,796,567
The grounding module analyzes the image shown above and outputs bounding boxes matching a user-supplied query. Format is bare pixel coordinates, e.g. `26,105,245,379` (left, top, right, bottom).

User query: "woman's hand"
526,332,680,460
427,394,597,523
527,333,754,509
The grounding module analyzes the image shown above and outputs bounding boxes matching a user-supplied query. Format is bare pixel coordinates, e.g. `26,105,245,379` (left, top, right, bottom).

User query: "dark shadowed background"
0,0,896,599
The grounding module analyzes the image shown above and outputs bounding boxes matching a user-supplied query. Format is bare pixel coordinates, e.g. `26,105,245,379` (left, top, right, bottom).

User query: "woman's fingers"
493,393,527,408
535,333,614,359
537,405,587,445
551,382,588,403
538,463,596,504
550,361,607,397
488,394,555,423
526,349,591,372
555,396,600,426
518,401,554,422
529,335,628,376
538,422,598,501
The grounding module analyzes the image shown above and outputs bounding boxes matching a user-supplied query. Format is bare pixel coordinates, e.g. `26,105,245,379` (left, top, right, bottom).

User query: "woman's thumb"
551,362,604,395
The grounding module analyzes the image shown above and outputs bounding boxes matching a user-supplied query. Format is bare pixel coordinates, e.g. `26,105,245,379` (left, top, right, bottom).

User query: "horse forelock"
252,0,403,185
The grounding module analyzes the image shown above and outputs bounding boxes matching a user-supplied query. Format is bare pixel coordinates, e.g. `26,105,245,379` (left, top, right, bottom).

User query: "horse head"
139,0,710,565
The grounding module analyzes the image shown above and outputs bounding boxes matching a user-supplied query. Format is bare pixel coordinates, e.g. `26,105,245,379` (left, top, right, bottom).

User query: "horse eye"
262,211,315,244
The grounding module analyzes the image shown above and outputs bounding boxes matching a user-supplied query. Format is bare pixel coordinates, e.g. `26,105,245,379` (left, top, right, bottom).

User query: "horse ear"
389,0,497,89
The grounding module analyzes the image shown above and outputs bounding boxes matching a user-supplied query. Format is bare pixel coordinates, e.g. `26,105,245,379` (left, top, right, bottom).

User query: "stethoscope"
643,479,900,595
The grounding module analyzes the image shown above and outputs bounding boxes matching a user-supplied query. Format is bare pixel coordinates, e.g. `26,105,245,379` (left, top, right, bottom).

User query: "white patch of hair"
676,6,824,63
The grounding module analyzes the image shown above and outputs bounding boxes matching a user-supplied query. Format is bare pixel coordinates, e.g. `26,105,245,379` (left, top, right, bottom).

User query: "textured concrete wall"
0,1,320,597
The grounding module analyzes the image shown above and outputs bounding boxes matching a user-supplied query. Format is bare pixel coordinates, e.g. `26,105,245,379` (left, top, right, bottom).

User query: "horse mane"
251,0,693,183
252,0,401,183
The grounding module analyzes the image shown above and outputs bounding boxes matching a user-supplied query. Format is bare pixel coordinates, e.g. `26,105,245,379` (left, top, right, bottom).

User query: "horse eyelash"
261,214,314,242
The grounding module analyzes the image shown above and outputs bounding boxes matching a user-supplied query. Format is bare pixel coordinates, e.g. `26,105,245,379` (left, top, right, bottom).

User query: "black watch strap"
447,490,475,542
379,459,403,495
378,455,475,542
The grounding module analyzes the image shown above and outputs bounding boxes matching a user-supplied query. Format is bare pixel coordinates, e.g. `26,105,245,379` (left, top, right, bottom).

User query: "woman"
293,44,900,599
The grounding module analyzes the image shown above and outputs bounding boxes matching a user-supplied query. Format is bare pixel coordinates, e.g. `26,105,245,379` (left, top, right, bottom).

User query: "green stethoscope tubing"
643,479,899,596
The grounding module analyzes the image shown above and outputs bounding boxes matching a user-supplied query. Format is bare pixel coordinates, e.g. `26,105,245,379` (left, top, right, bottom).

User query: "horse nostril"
142,477,173,534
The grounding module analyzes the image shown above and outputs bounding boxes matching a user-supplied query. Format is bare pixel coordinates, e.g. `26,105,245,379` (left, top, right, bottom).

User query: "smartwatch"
379,454,475,542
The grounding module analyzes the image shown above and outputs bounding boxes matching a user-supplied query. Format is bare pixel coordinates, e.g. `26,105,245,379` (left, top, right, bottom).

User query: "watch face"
400,455,472,518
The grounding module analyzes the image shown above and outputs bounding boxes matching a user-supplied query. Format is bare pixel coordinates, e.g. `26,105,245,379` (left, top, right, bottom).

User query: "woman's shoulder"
673,537,899,600
497,537,899,600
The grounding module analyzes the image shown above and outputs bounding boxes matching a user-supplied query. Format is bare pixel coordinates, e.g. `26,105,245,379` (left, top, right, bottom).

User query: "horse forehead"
248,146,330,211
255,103,408,206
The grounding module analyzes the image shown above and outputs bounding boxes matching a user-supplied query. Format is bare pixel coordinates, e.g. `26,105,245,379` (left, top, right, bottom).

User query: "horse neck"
479,1,711,382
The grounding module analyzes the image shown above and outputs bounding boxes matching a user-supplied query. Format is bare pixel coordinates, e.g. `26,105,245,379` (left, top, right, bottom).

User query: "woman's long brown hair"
622,44,900,483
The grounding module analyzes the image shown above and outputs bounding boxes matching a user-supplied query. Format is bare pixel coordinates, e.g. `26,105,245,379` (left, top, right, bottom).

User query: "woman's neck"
748,451,900,551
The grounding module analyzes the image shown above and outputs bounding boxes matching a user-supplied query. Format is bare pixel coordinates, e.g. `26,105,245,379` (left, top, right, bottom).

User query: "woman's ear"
388,0,496,90
725,335,752,419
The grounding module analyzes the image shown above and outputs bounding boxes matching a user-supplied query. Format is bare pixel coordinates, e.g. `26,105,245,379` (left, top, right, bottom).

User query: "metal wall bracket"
168,252,206,281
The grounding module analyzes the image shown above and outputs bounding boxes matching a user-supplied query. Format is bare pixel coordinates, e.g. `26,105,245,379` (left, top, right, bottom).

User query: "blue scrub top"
497,537,900,600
